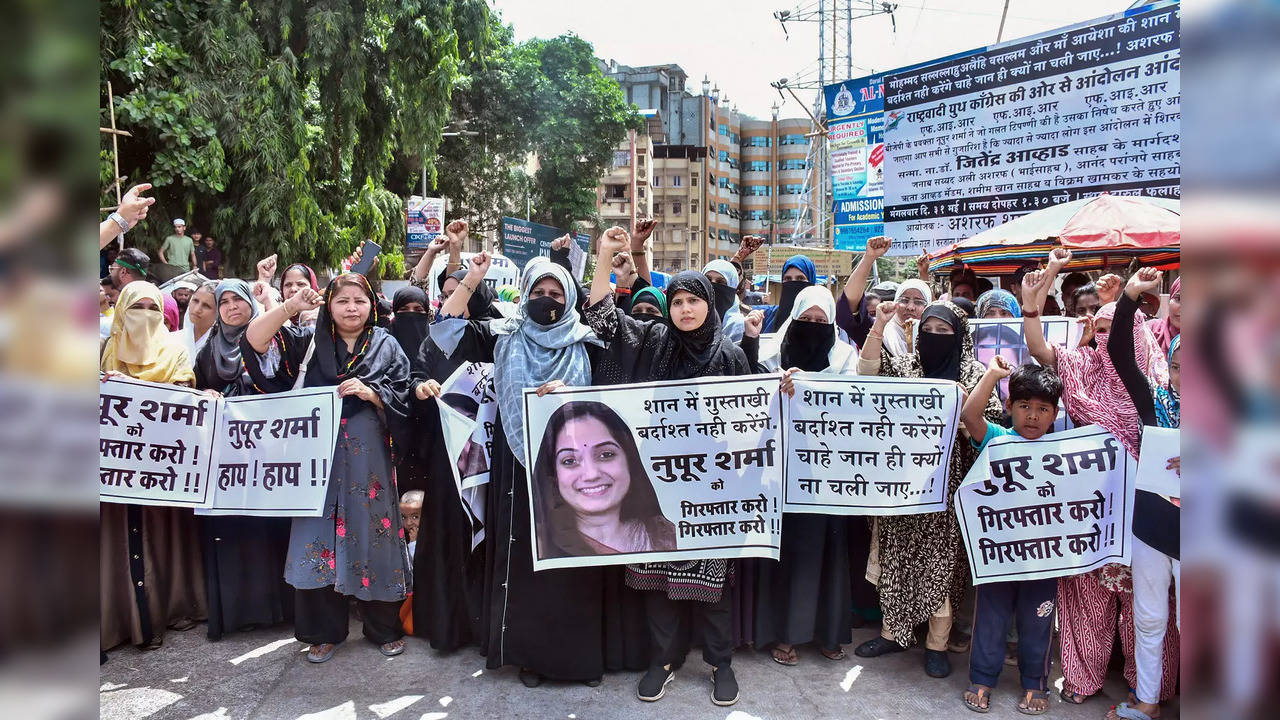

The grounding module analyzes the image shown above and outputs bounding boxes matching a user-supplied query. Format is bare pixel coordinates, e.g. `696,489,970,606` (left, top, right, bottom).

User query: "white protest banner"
522,375,783,571
1135,426,1179,498
970,317,1080,432
199,387,341,517
783,373,962,515
438,402,487,552
955,424,1136,585
99,376,219,508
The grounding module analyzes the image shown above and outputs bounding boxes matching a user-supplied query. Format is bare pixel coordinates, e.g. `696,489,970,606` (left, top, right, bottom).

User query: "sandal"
962,684,991,713
1017,689,1049,716
820,647,846,661
770,645,798,666
379,640,405,657
307,643,337,663
1109,702,1157,720
1059,687,1090,704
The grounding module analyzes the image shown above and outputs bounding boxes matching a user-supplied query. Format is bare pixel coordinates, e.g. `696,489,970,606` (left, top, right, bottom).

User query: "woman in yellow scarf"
100,281,195,384
100,280,206,652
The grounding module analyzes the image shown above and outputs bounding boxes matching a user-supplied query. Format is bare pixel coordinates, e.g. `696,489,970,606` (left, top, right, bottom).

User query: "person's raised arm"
916,252,932,283
246,286,322,353
255,254,278,285
410,236,447,283
100,184,154,249
1021,267,1059,368
630,219,655,284
963,355,1013,441
439,252,490,319
1095,273,1124,306
843,235,891,312
1109,267,1162,426
857,301,897,375
590,227,629,306
444,220,467,275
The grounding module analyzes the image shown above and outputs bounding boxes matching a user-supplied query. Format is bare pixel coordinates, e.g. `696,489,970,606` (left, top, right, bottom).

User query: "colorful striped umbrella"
927,194,1180,275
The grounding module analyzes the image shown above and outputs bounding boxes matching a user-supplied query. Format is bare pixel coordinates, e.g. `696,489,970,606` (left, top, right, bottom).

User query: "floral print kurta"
284,405,411,602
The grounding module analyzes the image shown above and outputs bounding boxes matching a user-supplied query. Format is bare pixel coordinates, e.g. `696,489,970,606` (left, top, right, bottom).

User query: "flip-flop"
1112,702,1155,720
307,643,336,663
1059,688,1090,704
820,647,846,661
962,684,991,713
379,640,405,657
1017,690,1050,716
770,646,798,666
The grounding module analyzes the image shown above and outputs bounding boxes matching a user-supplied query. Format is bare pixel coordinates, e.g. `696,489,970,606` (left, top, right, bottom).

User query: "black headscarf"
591,271,749,385
389,285,432,359
917,304,964,381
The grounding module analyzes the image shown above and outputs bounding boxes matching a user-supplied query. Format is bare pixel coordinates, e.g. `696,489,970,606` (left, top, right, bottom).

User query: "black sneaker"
924,649,952,678
637,666,673,702
853,637,905,658
711,666,739,706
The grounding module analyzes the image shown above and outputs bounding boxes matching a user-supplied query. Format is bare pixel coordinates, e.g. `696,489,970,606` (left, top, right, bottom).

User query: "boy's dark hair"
100,276,114,288
1072,282,1099,302
1008,363,1062,405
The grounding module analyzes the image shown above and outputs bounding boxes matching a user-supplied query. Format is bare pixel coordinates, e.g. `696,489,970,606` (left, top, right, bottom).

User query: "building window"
730,132,740,144
606,184,626,199
690,200,699,215
671,175,682,187
718,123,729,136
718,229,730,241
780,158,808,170
653,175,662,187
746,136,772,147
637,155,645,166
672,201,682,216
690,174,699,187
779,134,810,146
717,150,729,162
717,202,729,216
654,202,663,215
747,160,771,172
778,183,805,195
746,185,771,196
717,177,729,189
638,187,646,199
613,150,630,167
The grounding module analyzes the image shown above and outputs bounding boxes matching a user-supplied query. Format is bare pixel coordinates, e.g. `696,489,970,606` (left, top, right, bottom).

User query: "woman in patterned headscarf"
854,296,1002,680
100,282,206,653
1020,251,1176,707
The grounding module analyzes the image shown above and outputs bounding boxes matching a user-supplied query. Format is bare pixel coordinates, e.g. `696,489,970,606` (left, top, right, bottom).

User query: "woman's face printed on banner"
669,289,709,331
281,267,312,302
896,288,927,323
554,416,632,517
329,283,371,334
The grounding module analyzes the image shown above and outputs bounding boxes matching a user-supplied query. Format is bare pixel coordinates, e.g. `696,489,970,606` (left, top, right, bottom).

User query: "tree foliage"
101,0,490,273
429,30,640,236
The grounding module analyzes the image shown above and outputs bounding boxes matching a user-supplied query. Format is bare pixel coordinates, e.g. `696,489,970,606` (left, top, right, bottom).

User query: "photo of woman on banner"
440,390,491,481
532,401,676,559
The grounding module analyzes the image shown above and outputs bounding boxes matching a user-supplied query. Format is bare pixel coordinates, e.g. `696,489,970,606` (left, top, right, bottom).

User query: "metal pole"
421,164,427,198
846,0,852,79
995,0,1011,43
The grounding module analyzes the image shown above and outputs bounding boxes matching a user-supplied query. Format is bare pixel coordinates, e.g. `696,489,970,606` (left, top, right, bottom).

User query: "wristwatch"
109,211,130,234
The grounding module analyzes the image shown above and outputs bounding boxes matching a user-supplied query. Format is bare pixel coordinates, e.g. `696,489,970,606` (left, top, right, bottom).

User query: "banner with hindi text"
521,375,784,571
783,373,962,515
955,424,1136,584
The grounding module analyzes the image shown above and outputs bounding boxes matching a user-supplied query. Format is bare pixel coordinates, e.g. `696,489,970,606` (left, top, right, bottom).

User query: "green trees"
101,1,637,274
101,0,490,273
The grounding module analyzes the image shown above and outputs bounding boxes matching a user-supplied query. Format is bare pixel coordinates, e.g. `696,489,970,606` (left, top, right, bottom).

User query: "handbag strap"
292,336,317,390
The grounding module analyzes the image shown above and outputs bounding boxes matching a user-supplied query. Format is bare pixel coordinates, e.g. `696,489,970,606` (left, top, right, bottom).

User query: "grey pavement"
100,620,1173,720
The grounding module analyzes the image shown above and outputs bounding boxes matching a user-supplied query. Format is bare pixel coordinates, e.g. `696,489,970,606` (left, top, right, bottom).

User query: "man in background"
197,233,223,278
159,218,196,272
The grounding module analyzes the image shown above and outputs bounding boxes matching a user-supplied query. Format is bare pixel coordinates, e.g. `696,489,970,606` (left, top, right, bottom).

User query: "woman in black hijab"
583,228,751,707
192,279,294,641
854,299,1001,679
404,269,501,653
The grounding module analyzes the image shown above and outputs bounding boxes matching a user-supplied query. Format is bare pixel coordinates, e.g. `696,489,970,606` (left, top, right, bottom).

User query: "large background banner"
826,2,1179,257
424,252,520,305
522,376,783,571
783,374,962,515
200,387,341,516
955,424,1136,584
499,216,591,280
100,376,219,508
825,75,886,252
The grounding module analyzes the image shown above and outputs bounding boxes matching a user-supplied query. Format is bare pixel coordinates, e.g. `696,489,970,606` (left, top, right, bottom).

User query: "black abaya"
753,514,852,651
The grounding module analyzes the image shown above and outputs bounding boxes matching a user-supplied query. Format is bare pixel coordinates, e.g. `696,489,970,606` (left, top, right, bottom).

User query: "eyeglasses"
897,298,927,308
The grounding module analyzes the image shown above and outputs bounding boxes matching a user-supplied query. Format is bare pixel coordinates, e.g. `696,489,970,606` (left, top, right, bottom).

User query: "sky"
491,0,1143,120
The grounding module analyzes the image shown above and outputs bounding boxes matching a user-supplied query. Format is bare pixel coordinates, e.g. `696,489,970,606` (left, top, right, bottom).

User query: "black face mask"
773,280,809,330
781,319,835,372
631,309,661,324
526,296,566,326
711,282,737,319
918,330,962,381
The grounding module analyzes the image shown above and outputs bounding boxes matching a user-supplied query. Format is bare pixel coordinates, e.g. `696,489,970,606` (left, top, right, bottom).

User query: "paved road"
100,621,1168,720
